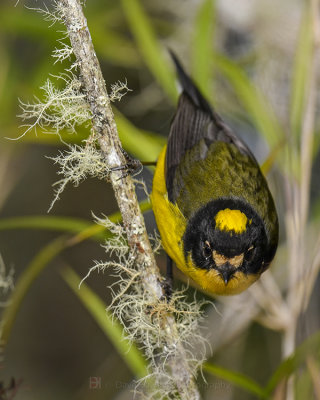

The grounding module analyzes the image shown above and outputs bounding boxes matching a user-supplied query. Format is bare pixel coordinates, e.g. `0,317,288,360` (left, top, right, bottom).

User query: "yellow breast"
151,146,260,296
150,146,186,269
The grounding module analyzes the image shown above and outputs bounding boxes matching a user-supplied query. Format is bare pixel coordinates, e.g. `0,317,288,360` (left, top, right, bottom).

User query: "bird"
151,52,279,296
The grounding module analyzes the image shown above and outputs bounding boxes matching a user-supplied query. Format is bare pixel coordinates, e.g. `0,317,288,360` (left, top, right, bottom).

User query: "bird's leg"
111,148,157,179
110,147,143,179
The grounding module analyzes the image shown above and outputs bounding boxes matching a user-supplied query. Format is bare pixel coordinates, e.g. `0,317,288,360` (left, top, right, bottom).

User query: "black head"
183,198,273,286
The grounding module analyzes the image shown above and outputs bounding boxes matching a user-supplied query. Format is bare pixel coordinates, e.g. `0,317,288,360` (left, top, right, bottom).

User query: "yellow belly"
150,145,187,270
150,146,259,295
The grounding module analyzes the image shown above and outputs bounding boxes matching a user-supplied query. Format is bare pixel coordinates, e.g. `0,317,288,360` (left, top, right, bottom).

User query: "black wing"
166,51,257,202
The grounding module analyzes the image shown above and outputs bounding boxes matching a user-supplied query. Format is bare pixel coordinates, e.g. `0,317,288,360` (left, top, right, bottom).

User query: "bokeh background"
0,0,320,399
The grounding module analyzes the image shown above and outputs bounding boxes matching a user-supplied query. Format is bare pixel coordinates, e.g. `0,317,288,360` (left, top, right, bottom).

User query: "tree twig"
58,0,201,398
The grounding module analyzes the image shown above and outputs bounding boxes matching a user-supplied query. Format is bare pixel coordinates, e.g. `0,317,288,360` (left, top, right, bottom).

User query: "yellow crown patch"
215,208,250,234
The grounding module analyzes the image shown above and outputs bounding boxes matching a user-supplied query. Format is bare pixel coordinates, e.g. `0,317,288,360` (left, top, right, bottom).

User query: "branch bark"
58,0,201,398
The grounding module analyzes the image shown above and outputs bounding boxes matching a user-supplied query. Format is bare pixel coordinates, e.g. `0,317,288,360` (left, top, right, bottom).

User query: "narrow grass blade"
115,111,166,161
306,356,320,399
204,362,267,398
0,7,60,40
15,126,88,145
0,236,67,347
294,366,313,400
0,215,104,239
192,0,215,100
18,112,165,161
214,53,284,148
289,4,313,141
0,200,151,347
264,331,320,396
91,25,141,68
61,267,148,379
120,0,178,102
260,139,286,176
0,201,152,242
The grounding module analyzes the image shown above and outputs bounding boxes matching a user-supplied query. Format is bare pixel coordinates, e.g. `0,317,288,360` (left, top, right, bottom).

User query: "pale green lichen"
48,142,109,211
16,4,207,398
15,3,132,211
53,41,74,64
109,79,132,102
83,216,208,399
18,75,91,139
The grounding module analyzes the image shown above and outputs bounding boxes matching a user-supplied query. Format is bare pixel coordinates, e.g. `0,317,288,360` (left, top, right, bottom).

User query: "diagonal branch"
58,0,201,398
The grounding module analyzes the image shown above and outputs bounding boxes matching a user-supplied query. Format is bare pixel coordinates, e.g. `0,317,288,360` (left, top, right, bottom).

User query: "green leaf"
0,201,152,347
214,53,284,148
264,331,320,396
260,139,286,176
120,0,178,102
192,0,215,101
61,267,148,379
0,236,67,347
11,125,87,145
313,129,320,160
90,21,141,68
0,7,60,40
289,4,314,141
0,201,152,242
295,367,314,400
0,215,106,241
17,112,165,162
311,196,320,221
115,111,166,161
204,362,267,398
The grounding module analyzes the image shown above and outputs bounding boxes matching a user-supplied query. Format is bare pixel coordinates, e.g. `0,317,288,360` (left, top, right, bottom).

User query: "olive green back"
173,140,278,249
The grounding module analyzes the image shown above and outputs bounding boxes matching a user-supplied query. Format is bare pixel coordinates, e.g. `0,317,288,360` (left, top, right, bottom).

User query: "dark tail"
169,49,213,117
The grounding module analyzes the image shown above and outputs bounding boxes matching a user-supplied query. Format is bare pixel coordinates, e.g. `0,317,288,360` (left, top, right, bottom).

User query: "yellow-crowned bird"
151,53,278,295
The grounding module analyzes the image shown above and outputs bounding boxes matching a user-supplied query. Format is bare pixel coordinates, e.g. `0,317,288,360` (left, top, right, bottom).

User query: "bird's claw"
111,148,143,180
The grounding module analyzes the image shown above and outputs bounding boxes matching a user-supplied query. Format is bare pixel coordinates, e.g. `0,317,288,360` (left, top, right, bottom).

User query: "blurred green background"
0,0,320,399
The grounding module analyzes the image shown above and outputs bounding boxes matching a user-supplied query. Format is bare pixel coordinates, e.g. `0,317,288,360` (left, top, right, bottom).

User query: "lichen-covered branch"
57,0,202,398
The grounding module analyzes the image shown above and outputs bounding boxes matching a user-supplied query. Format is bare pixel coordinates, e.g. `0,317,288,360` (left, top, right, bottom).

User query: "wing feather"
166,52,257,202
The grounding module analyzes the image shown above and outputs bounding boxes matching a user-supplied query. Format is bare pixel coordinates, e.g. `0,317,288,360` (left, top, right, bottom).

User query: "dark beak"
219,264,236,285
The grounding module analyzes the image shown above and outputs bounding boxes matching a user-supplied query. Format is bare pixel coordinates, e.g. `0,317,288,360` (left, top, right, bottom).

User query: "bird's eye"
202,240,212,259
244,246,255,262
